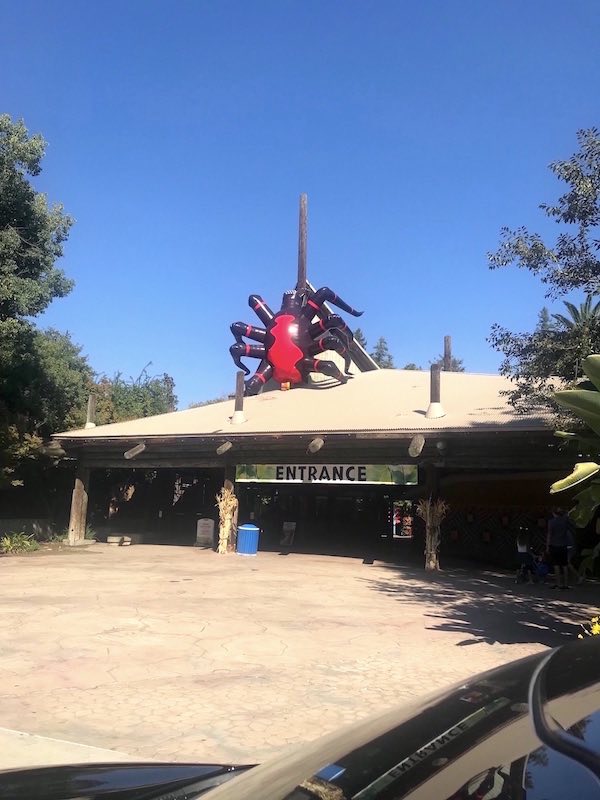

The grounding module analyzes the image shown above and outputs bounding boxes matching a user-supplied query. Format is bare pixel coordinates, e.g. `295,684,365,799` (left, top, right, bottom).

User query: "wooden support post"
296,193,307,291
67,465,90,546
443,336,452,371
85,394,97,428
231,370,246,424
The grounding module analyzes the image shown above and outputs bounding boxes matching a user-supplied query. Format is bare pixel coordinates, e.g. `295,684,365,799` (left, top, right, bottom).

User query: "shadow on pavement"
361,560,597,648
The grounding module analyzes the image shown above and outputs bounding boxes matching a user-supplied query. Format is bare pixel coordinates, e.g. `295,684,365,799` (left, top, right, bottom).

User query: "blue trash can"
236,523,260,556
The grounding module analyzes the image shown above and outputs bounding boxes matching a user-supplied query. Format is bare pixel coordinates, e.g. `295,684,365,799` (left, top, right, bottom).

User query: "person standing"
547,508,571,589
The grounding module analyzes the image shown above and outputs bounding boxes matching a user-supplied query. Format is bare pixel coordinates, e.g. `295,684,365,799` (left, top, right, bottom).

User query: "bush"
0,532,40,554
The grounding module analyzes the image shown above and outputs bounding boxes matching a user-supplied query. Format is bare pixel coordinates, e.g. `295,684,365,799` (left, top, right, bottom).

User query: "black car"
2,636,600,800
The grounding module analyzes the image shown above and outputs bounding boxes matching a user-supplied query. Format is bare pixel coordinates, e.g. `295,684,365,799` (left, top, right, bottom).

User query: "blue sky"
3,0,600,408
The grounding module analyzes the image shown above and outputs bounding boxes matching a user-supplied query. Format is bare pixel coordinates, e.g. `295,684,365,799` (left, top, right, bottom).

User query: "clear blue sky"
3,0,600,408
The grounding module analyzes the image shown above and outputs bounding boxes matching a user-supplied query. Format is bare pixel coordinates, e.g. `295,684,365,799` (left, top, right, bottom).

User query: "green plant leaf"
570,483,600,526
550,462,600,493
554,390,600,436
583,355,600,393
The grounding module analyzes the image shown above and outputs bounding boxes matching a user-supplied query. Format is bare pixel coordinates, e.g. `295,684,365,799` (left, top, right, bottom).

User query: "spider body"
230,286,362,395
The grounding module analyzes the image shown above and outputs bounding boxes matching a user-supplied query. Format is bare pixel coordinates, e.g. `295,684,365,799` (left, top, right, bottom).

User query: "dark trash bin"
236,523,260,556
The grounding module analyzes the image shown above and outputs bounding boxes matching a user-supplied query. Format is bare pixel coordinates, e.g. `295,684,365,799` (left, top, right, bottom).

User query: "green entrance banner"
235,464,418,485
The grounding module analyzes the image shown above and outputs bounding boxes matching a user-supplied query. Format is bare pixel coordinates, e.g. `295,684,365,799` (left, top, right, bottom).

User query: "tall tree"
370,337,394,368
0,116,76,484
0,115,73,323
537,307,554,332
551,294,600,331
353,327,368,349
489,129,600,411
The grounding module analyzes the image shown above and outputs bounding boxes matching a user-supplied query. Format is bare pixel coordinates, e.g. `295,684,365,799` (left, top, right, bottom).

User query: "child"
516,528,536,584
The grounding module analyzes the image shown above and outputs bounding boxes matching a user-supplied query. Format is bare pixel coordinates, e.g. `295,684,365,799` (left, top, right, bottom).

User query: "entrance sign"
236,464,418,485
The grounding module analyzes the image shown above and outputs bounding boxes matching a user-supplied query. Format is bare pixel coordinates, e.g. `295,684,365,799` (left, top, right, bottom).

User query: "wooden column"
67,464,90,545
296,193,308,290
443,336,452,371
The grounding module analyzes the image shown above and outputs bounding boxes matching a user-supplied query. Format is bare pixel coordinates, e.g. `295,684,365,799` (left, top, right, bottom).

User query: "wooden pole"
296,193,307,291
234,371,245,412
85,393,97,429
443,336,452,371
67,464,90,545
232,370,246,423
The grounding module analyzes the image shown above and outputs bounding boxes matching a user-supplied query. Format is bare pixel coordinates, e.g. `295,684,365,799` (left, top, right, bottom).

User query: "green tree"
402,362,422,370
94,366,177,424
0,327,92,486
431,355,465,372
489,128,600,297
353,327,368,349
370,337,394,368
551,294,600,331
489,297,600,412
489,129,600,411
536,306,555,332
0,116,77,484
0,115,73,322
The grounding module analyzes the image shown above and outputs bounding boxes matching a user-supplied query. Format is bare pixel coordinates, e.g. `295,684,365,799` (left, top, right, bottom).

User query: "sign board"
195,518,215,548
236,464,418,485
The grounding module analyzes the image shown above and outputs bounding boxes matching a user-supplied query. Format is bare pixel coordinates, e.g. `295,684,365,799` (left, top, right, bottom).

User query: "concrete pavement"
0,545,596,769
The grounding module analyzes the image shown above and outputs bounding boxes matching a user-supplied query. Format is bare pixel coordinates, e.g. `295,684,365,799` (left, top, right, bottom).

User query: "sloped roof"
54,369,549,441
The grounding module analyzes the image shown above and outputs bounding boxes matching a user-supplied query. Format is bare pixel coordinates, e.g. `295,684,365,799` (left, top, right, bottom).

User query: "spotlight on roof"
307,437,325,454
124,442,146,460
216,441,233,455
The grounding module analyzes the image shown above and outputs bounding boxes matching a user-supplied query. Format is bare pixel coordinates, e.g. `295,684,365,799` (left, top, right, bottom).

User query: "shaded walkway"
362,561,597,647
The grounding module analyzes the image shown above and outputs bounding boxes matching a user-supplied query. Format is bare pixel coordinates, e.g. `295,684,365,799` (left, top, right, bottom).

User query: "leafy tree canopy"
94,366,177,425
402,362,422,370
489,129,600,412
0,115,74,322
488,128,600,298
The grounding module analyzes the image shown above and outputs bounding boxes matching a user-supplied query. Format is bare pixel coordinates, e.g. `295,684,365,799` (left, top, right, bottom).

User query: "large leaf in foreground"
570,482,600,527
554,389,600,436
550,462,600,494
583,355,600,393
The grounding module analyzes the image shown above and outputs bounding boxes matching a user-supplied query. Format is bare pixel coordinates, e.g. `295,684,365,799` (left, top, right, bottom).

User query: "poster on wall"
392,501,414,539
236,464,418,485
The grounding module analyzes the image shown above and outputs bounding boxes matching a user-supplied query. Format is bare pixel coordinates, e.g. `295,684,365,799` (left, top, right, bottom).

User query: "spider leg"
300,357,349,385
248,294,275,326
231,321,267,344
302,287,363,318
308,334,353,375
245,361,273,396
229,343,267,375
309,314,355,346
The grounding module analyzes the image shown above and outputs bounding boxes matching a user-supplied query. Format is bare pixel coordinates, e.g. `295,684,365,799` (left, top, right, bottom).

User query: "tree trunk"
424,523,441,571
227,501,239,553
218,512,233,554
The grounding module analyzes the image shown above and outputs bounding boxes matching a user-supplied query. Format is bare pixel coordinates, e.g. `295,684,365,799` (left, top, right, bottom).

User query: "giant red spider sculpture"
230,286,363,395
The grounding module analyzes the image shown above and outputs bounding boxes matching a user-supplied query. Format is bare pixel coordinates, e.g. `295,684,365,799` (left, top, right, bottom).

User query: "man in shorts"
547,507,571,589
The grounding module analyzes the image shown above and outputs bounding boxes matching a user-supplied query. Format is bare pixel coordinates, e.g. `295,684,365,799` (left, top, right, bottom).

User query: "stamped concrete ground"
0,544,597,768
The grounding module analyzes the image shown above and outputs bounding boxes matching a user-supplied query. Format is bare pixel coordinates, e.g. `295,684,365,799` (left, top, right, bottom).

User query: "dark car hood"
0,761,251,800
